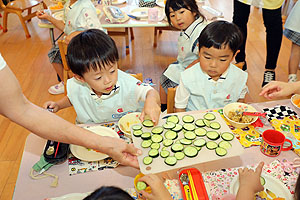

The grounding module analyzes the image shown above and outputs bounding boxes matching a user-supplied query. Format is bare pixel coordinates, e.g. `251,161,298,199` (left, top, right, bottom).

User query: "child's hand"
36,10,49,20
138,174,172,200
238,162,264,196
43,101,60,113
140,89,161,125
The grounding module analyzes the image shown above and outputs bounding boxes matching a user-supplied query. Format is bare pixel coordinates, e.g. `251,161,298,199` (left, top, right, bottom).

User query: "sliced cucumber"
167,115,179,124
206,141,218,150
136,181,147,191
143,156,153,165
193,138,206,147
183,123,196,131
175,140,181,144
164,130,178,140
203,119,210,127
172,124,183,132
180,138,192,145
161,146,168,151
160,150,170,158
218,141,232,150
182,115,194,123
195,119,205,127
260,176,265,186
141,132,151,140
148,148,159,158
151,126,164,134
142,119,154,127
163,121,176,129
221,132,235,141
204,113,216,121
206,131,220,140
133,130,143,137
215,147,227,156
183,146,198,157
141,140,152,148
164,156,177,166
195,146,202,151
171,143,184,153
195,128,207,137
132,125,142,131
150,142,160,150
174,152,185,160
210,122,221,130
162,139,173,147
151,134,163,143
184,131,196,140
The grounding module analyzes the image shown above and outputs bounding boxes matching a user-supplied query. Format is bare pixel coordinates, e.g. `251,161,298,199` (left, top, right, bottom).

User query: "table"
13,99,298,199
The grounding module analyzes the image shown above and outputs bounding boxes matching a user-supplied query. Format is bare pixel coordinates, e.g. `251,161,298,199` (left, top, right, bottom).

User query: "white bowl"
118,112,141,138
291,94,300,110
223,102,258,129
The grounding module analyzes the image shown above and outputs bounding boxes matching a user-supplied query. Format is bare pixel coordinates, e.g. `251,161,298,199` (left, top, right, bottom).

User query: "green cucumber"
171,143,184,153
150,142,160,150
136,181,147,191
132,125,142,131
167,115,179,124
183,123,196,131
142,119,154,127
174,152,185,160
203,119,210,127
221,132,234,141
164,130,178,140
215,147,227,156
148,148,159,158
151,134,163,143
163,121,176,129
141,140,152,148
182,115,194,123
206,131,220,140
204,113,216,121
218,141,232,150
184,131,196,140
141,132,151,140
143,156,153,165
183,146,198,157
133,130,143,137
151,126,164,134
193,138,206,147
260,176,265,186
195,128,207,137
160,150,170,158
195,119,205,127
162,139,173,147
180,138,192,145
210,122,221,130
164,156,177,166
172,124,183,132
206,141,218,150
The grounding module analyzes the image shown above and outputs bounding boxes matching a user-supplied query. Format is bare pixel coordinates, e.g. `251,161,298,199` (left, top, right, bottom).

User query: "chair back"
57,40,72,95
130,73,143,82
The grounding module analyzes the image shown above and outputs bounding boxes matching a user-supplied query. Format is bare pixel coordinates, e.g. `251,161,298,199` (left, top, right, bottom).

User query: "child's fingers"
139,190,152,199
255,162,264,175
139,111,145,122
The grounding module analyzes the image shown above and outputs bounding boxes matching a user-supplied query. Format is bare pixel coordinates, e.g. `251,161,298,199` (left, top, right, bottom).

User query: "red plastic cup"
260,130,293,157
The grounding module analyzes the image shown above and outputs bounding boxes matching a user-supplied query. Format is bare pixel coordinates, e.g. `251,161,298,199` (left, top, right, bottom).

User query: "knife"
127,14,141,20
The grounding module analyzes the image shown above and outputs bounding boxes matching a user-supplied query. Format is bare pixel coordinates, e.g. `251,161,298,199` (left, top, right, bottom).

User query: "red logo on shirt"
226,94,230,99
117,108,123,113
181,47,184,52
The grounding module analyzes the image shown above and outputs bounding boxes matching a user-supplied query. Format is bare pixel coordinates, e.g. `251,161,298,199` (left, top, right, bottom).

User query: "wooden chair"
166,59,199,113
1,0,47,38
107,27,134,55
153,26,178,47
130,73,143,82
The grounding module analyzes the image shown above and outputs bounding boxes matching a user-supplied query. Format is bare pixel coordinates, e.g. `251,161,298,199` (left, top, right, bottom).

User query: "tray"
132,111,244,174
179,168,209,200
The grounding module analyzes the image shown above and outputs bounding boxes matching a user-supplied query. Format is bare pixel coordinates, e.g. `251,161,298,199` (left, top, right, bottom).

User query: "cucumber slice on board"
132,125,142,131
151,134,163,143
183,123,196,131
174,152,185,160
195,119,205,127
180,138,192,145
221,132,235,141
218,141,232,150
160,150,170,158
210,122,221,130
142,119,154,127
164,130,178,140
161,146,168,151
167,115,179,124
215,147,227,156
260,176,265,186
141,132,151,140
206,131,220,140
172,124,183,132
195,128,207,137
150,142,160,150
162,139,173,147
136,181,147,191
193,138,206,147
203,119,210,127
151,126,164,134
163,121,176,129
184,131,196,140
183,146,198,157
171,143,184,153
204,113,216,121
143,156,153,165
164,156,177,166
148,148,159,158
182,115,194,123
133,130,143,137
141,140,152,148
206,141,218,150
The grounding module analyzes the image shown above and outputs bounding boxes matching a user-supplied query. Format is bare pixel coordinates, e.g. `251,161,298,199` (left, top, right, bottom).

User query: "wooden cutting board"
132,111,244,175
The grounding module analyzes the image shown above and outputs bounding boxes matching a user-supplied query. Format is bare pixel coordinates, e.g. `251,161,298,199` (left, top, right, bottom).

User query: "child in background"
159,0,207,112
44,29,161,124
37,0,104,95
175,20,248,112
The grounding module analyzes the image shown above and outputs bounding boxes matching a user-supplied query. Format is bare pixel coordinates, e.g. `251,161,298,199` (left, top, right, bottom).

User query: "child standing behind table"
43,29,161,124
159,0,207,111
175,20,248,112
37,0,105,95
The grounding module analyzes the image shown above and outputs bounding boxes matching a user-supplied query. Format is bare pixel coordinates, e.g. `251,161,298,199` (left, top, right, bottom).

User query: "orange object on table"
179,168,209,200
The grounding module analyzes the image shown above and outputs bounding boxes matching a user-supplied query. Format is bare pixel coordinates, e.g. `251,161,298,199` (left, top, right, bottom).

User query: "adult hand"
43,101,60,113
138,174,172,200
259,81,297,99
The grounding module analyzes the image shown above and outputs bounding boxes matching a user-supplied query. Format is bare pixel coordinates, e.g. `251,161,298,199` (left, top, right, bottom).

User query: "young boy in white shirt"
175,20,248,112
44,29,161,124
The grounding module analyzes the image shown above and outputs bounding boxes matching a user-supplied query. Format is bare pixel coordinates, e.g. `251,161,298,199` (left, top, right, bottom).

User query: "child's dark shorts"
48,45,62,64
284,28,300,46
160,74,178,94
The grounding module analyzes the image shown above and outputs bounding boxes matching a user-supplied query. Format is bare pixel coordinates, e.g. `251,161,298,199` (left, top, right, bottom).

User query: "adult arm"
0,66,141,168
259,81,300,99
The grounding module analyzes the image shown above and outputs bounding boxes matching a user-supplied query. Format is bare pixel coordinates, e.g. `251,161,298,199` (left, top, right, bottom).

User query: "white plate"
118,112,141,138
130,7,149,18
70,125,119,161
50,192,90,200
112,0,126,5
53,11,64,21
156,0,165,7
230,173,293,199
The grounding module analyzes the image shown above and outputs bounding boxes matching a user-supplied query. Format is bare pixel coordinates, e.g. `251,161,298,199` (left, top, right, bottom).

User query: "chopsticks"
187,170,198,200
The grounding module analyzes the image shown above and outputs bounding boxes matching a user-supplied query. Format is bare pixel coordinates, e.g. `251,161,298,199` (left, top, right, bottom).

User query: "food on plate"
227,109,254,123
49,2,64,10
293,98,300,108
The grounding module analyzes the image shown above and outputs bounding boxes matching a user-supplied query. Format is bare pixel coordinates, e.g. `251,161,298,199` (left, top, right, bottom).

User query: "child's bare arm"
43,96,72,113
236,162,264,200
36,10,65,31
140,89,161,125
56,96,72,110
175,108,186,113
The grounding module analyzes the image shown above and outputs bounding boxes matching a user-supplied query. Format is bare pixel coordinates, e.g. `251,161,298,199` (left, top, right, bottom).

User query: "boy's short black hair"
67,29,119,77
165,0,205,27
83,186,134,200
198,20,243,54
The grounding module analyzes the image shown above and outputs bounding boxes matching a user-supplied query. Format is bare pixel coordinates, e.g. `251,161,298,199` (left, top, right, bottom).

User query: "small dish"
53,11,64,21
118,112,141,138
112,0,126,5
291,94,300,110
129,7,149,18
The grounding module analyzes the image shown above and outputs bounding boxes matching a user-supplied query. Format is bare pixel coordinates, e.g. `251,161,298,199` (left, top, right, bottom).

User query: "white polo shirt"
0,54,7,71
